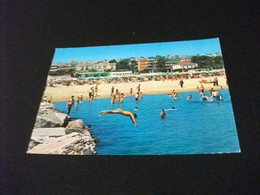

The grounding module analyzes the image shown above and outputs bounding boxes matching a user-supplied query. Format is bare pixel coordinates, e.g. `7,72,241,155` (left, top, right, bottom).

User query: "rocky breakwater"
27,102,97,155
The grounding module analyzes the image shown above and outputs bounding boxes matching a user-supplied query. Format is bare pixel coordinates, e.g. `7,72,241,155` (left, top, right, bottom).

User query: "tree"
191,55,217,69
157,57,166,70
116,59,130,70
109,59,117,63
129,59,138,71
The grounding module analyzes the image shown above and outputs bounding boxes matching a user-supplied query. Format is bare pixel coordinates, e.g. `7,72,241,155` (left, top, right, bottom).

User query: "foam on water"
54,89,240,155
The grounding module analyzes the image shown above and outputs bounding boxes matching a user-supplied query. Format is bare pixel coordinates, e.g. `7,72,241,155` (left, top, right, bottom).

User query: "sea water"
54,89,240,155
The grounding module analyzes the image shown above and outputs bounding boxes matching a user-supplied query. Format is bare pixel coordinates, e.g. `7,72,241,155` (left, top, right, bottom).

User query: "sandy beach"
44,76,228,102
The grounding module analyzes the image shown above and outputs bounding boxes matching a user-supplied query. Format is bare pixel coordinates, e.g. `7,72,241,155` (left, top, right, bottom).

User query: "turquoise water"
54,89,240,155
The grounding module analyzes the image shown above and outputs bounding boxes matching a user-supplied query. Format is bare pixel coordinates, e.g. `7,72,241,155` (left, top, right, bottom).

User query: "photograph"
27,38,240,155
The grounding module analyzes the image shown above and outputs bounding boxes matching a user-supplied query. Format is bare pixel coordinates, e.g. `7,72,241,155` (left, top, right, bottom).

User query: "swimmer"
164,107,176,111
99,109,137,126
202,96,212,101
134,107,138,111
187,95,192,100
160,109,166,119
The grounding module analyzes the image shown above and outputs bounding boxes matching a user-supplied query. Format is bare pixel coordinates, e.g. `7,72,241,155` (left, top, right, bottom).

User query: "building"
49,63,73,75
146,58,158,72
172,61,198,71
75,60,116,72
165,59,181,70
110,71,133,77
49,64,59,74
138,58,147,71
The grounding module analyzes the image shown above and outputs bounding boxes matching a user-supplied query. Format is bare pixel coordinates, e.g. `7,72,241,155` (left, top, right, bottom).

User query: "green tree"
116,59,130,70
129,59,138,71
109,59,117,63
191,55,215,69
157,57,166,70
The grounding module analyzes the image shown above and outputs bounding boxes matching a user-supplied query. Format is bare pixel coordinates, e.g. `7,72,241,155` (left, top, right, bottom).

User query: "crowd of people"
47,72,224,88
57,79,224,127
41,72,227,129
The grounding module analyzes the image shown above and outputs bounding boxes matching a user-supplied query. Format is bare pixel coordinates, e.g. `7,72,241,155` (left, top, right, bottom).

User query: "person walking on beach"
95,84,98,96
66,96,74,116
137,84,141,94
99,109,137,126
179,79,184,88
88,89,92,100
91,87,95,100
111,86,114,96
130,88,133,96
160,109,166,119
214,77,218,86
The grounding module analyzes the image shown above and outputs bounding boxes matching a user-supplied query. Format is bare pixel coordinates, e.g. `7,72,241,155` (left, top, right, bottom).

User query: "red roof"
58,67,72,70
176,61,193,65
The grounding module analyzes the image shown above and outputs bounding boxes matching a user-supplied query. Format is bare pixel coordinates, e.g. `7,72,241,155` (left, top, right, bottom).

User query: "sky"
52,38,222,63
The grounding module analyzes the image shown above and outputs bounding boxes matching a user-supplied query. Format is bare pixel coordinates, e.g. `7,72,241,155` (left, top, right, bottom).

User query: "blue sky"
52,38,222,63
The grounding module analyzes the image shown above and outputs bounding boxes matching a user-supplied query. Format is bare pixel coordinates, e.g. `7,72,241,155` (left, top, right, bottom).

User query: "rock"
34,103,68,128
65,120,91,136
31,128,66,137
27,132,96,155
66,119,84,129
28,136,51,150
28,102,97,155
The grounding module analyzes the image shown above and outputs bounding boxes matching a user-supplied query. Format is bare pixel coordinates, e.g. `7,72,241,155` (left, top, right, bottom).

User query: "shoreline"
44,76,228,103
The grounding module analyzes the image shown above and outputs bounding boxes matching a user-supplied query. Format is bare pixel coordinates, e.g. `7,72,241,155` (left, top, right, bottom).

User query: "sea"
54,89,240,155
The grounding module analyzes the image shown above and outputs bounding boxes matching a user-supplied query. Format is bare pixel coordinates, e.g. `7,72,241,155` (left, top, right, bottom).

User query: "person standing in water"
118,93,126,104
80,95,83,102
135,93,139,101
160,109,166,119
110,94,116,104
76,96,80,105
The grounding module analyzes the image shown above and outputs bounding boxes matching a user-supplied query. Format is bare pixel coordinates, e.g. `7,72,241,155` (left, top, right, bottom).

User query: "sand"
44,76,228,102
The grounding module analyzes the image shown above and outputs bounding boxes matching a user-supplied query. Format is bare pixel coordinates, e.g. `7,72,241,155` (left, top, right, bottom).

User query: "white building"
110,71,133,77
172,61,198,70
75,60,116,72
